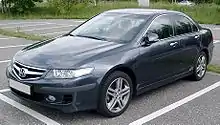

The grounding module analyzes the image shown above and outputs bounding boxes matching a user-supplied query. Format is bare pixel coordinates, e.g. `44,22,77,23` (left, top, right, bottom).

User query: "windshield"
70,13,149,43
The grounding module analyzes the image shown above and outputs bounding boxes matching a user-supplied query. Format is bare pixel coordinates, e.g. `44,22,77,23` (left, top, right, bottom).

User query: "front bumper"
6,66,99,113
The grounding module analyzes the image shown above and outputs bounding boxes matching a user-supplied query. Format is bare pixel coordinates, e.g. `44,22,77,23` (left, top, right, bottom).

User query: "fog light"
46,95,56,102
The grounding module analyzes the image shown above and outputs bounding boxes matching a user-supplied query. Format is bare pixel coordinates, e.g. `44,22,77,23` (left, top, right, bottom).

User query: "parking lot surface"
145,86,220,125
0,20,84,37
0,20,219,39
0,20,220,125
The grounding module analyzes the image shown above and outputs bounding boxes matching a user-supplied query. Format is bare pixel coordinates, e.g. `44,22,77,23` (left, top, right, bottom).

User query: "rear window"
174,15,193,35
191,23,198,32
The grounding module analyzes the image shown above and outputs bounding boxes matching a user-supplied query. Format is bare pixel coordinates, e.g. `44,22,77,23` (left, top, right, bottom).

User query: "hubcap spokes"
106,77,130,113
196,55,206,78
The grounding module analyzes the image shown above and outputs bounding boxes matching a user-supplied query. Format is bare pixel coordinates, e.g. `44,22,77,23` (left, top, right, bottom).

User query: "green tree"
1,0,43,14
214,0,220,4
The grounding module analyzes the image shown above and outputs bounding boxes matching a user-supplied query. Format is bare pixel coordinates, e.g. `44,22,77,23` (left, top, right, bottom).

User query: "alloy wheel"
196,55,207,78
105,77,131,113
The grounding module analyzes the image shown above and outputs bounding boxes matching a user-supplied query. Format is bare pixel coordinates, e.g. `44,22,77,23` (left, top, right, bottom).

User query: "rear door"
172,14,201,72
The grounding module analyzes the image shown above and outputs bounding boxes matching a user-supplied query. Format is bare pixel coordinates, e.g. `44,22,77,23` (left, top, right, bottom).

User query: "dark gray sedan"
6,9,214,117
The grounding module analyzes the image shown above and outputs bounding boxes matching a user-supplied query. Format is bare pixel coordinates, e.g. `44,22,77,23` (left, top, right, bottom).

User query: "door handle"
194,35,200,39
170,42,178,47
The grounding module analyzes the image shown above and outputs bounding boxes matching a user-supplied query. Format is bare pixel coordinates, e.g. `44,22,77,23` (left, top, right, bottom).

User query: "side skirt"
136,71,193,95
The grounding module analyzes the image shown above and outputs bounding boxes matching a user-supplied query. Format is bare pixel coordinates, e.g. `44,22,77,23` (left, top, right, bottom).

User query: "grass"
208,64,220,74
0,2,220,24
0,29,46,41
0,2,138,19
150,2,220,24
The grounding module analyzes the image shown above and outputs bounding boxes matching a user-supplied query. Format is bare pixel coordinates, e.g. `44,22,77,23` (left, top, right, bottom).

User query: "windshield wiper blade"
73,34,109,41
68,33,74,36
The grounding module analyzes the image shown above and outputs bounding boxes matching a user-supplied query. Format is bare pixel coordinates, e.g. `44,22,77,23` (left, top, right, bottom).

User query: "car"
6,9,214,117
178,0,195,6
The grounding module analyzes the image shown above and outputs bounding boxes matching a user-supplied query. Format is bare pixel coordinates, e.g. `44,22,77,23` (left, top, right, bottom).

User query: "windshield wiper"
71,34,109,41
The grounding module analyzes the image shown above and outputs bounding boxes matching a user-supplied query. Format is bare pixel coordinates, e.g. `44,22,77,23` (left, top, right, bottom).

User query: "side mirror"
141,32,159,46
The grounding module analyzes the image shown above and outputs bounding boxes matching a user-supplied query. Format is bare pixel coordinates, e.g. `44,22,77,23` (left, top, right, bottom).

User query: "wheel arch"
201,48,209,63
100,65,137,95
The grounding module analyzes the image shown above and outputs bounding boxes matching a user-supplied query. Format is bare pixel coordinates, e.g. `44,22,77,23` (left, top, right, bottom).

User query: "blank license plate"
9,79,31,95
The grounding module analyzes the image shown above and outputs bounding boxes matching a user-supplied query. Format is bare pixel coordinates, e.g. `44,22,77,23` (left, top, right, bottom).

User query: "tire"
98,71,133,117
190,51,207,81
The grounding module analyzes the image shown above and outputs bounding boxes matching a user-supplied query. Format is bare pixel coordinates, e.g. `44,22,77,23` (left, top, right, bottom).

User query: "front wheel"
190,52,207,81
98,71,133,117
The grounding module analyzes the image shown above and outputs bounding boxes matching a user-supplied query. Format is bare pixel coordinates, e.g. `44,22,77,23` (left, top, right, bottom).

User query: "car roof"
105,8,183,16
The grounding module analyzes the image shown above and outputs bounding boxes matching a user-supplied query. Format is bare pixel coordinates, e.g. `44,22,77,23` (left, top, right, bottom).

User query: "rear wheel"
190,52,207,81
98,71,133,117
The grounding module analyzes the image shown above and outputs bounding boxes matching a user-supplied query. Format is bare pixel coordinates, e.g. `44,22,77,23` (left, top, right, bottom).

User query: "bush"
214,0,220,5
0,1,220,24
1,0,43,14
140,0,219,4
47,0,96,14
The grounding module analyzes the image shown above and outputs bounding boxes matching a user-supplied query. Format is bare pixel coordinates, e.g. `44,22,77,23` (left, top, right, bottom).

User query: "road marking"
0,60,11,63
22,25,75,32
0,22,51,26
214,40,220,44
39,30,69,36
0,37,16,39
2,23,54,29
74,20,85,23
213,28,220,30
129,80,220,125
0,44,31,49
0,93,60,125
0,89,10,93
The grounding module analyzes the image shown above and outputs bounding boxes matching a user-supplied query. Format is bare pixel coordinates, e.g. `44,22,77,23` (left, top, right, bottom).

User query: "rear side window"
174,15,195,35
191,23,198,32
147,15,173,40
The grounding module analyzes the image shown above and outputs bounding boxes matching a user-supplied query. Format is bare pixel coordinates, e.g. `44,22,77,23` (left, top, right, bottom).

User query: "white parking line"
2,23,54,29
0,59,11,63
0,89,10,93
74,20,85,23
0,22,51,26
0,44,31,49
22,25,75,32
0,37,16,39
129,80,220,125
0,93,60,125
213,28,220,30
214,40,220,44
39,30,69,36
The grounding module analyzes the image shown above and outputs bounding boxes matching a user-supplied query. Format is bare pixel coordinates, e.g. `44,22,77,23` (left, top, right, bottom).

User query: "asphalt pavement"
145,86,220,125
0,20,220,125
0,20,84,37
212,43,220,65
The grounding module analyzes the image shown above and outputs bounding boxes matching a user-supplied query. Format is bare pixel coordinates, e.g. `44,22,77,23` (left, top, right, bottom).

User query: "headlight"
45,68,94,79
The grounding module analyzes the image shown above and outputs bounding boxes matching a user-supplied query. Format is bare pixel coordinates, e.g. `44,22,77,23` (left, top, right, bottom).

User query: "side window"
174,15,195,35
191,23,198,32
147,15,173,40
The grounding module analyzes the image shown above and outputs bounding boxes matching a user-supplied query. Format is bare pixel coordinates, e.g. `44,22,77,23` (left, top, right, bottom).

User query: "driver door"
136,14,182,89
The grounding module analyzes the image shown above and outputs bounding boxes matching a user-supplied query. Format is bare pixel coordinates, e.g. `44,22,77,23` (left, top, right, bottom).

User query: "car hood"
14,36,124,69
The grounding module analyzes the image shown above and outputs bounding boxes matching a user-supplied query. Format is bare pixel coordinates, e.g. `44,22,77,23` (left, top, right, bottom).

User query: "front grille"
12,61,46,80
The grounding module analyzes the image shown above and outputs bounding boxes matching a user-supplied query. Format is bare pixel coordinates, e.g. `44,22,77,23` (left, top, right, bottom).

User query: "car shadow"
133,78,187,101
14,78,196,125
